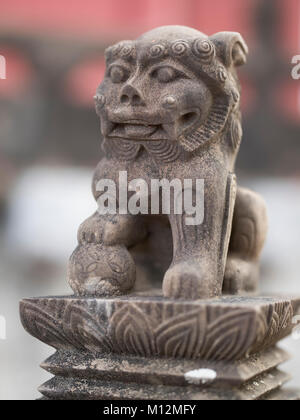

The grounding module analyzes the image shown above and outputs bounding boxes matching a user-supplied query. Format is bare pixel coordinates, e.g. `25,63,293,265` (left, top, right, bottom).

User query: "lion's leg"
162,173,235,300
223,187,268,294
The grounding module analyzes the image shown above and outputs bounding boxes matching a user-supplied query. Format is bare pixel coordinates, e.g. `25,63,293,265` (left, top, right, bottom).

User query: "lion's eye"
109,65,129,83
152,66,179,83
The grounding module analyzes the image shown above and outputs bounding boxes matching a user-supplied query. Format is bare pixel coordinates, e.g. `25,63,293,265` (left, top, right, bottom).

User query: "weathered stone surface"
38,371,290,400
261,389,300,401
38,348,292,400
41,347,289,389
20,294,300,361
66,25,268,300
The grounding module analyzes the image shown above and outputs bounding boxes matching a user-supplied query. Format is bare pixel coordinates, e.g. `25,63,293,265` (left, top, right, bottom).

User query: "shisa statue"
20,26,300,400
68,25,267,300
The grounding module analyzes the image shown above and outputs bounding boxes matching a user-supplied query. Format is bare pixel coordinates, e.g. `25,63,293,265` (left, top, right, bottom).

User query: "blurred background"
0,0,299,399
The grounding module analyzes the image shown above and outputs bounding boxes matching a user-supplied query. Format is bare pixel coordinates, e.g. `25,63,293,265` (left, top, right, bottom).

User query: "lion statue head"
94,25,248,155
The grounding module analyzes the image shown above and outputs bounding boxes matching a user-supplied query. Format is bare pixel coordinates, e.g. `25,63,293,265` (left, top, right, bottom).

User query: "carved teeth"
123,124,158,138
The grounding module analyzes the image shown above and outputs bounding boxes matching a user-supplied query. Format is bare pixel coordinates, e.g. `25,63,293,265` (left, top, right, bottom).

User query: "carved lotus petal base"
20,293,300,361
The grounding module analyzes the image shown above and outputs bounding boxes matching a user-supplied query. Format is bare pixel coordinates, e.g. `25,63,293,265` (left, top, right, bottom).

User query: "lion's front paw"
68,243,136,297
78,213,103,244
163,261,220,300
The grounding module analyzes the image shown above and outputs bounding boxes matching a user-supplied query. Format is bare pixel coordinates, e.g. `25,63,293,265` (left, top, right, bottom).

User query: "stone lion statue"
68,26,267,300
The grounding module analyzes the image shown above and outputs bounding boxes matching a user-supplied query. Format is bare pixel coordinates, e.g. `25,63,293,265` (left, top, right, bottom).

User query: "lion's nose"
120,84,145,106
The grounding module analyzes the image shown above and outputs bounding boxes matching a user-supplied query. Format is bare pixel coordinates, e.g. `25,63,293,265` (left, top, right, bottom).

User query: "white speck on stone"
184,369,217,385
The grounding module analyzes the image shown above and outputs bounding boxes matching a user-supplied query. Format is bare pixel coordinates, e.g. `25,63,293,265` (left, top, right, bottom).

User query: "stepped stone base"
38,347,299,400
20,293,300,400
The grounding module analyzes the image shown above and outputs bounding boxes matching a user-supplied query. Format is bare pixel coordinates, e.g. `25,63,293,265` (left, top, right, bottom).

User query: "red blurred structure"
0,0,256,40
0,0,299,115
0,0,299,177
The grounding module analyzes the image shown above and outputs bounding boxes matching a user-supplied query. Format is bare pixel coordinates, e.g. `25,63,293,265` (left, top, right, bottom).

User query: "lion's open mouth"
108,121,168,140
106,111,200,141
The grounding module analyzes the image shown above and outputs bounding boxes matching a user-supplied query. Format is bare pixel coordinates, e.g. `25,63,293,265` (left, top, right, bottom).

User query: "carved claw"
78,213,103,244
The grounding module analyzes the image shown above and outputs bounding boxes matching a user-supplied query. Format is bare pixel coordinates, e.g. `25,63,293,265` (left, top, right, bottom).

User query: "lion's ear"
210,32,249,67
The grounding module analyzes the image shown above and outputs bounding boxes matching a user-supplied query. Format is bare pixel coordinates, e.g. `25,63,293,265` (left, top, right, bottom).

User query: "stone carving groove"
63,302,113,353
263,302,294,347
156,308,206,359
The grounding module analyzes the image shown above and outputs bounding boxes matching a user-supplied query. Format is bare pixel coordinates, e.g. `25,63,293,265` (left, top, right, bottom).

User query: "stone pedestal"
20,293,300,400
